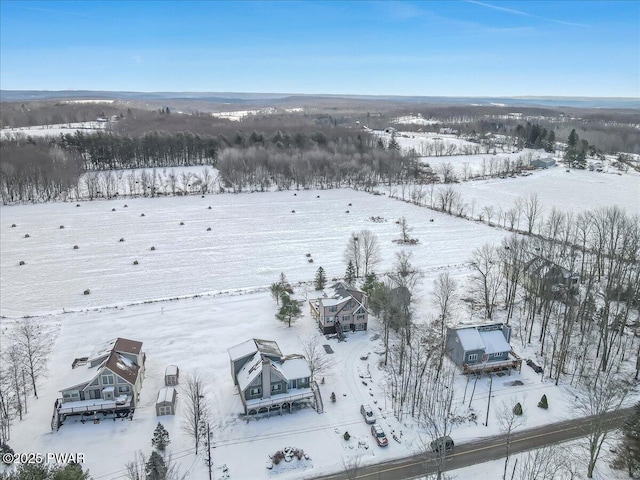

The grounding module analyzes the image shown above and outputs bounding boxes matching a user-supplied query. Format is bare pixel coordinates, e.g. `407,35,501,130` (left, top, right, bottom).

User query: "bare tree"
516,445,578,480
575,369,631,478
358,230,381,277
300,335,333,380
181,373,210,455
396,217,413,244
11,318,53,398
470,244,503,320
523,193,543,235
341,454,364,480
344,232,363,278
125,451,187,480
496,400,526,480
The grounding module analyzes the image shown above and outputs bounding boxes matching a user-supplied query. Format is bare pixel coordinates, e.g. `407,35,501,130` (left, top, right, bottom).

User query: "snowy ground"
2,180,637,479
0,188,506,317
0,121,109,140
374,129,484,157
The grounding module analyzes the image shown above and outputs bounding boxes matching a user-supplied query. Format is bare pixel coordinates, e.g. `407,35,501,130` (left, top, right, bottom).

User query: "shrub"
208,206,212,209
150,246,156,251
141,213,145,217
291,210,295,213
180,221,184,225
343,431,351,441
513,402,523,415
207,227,212,231
330,392,336,402
76,204,80,207
538,394,548,409
124,204,128,207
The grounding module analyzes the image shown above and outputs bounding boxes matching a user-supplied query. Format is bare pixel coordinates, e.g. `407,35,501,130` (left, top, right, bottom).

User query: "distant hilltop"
0,90,638,109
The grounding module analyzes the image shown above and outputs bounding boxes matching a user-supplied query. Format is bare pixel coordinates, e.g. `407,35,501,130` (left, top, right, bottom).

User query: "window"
271,384,282,392
492,352,502,358
468,353,478,362
249,387,261,397
357,314,365,321
342,315,350,322
329,305,338,312
326,316,334,323
89,378,99,386
101,374,114,385
355,323,365,331
118,385,130,393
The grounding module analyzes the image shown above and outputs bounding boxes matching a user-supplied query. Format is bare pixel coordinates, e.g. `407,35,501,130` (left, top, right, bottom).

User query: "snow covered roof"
165,365,178,376
105,352,140,384
157,387,176,404
456,328,485,351
88,337,143,363
59,361,101,392
479,330,511,355
272,356,311,381
228,338,282,361
236,352,264,391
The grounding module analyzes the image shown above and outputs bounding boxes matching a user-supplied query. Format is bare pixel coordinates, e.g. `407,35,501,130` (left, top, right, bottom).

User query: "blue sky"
1,0,638,97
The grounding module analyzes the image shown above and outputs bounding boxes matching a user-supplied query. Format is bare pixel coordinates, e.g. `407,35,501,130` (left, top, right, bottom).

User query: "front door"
89,389,101,400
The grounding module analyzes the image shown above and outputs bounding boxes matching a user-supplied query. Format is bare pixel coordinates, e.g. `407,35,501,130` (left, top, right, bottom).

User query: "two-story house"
522,255,579,301
445,323,521,374
57,338,145,417
309,282,369,334
228,338,316,415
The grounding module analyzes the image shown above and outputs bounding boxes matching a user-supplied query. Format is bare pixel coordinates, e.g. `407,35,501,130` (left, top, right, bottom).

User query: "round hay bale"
345,210,350,213
59,225,65,229
124,204,128,208
208,206,212,210
207,227,212,231
291,210,296,213
11,224,16,227
112,208,116,211
133,260,139,265
140,213,145,217
19,260,25,266
24,234,30,238
76,204,80,207
73,245,79,250
83,289,90,295
308,258,314,263
180,221,185,225
119,238,125,242
316,195,320,198
150,246,156,251
294,193,297,196
201,195,205,198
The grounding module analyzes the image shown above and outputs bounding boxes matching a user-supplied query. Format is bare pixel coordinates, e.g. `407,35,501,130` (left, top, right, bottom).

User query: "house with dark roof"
522,255,579,302
54,338,145,427
309,282,369,335
445,323,521,374
530,157,556,169
228,339,317,415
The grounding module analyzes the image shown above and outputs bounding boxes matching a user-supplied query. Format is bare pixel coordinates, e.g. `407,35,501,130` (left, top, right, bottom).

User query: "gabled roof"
453,323,511,354
105,352,140,385
236,352,264,391
479,330,511,354
157,387,176,404
88,337,143,363
456,328,485,351
272,356,311,381
228,338,282,362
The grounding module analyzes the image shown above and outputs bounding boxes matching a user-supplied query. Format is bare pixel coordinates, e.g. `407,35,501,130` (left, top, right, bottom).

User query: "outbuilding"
156,387,177,416
165,365,179,386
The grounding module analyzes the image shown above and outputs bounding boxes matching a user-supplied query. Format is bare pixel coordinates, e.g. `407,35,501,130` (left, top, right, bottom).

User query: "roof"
88,337,143,363
479,330,511,354
59,362,101,392
105,352,140,384
236,352,264,391
456,328,485,351
228,338,283,362
157,387,177,404
272,356,311,381
165,365,178,376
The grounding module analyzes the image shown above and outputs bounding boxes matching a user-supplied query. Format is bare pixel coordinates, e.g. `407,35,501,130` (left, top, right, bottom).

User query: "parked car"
430,435,454,453
371,424,388,447
360,404,376,424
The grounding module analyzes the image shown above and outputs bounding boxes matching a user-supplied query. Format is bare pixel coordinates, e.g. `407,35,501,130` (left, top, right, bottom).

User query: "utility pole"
204,422,213,480
485,373,493,427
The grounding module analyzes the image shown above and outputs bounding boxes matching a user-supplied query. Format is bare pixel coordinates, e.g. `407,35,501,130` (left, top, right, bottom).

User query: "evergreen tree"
314,266,327,291
152,422,171,452
361,272,378,296
388,133,400,152
567,129,578,148
612,402,640,477
145,451,168,480
545,130,556,152
513,402,523,415
537,394,548,409
270,282,285,305
345,260,356,285
276,293,303,327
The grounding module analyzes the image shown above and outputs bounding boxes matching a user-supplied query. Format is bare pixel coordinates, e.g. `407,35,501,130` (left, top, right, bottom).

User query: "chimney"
261,356,271,399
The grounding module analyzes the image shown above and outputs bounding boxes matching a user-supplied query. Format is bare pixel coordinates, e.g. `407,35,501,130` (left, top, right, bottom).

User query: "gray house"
227,339,316,415
530,157,556,169
522,255,579,302
309,282,369,335
446,323,521,374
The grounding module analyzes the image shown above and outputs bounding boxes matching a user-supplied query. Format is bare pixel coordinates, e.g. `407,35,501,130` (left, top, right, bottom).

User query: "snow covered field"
2,181,636,479
0,121,109,140
1,188,506,317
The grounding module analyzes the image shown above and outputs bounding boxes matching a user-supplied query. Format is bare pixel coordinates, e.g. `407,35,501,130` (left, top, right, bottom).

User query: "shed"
165,365,179,386
530,157,556,169
156,387,177,416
